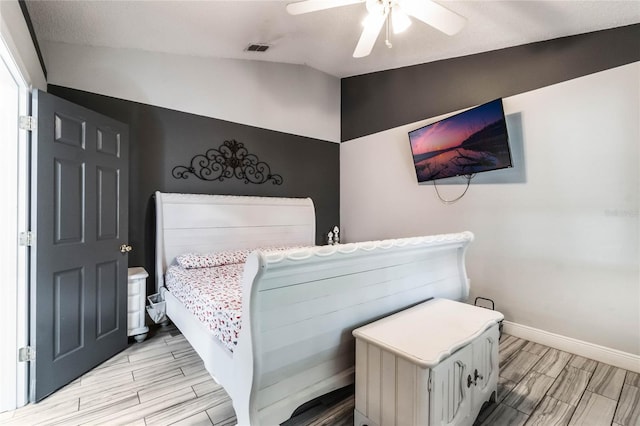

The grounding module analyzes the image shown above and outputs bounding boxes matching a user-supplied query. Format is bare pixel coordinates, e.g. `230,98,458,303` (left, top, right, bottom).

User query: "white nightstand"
353,298,504,426
128,267,150,342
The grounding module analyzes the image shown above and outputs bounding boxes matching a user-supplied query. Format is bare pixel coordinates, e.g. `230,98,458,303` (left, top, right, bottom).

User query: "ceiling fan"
286,0,466,58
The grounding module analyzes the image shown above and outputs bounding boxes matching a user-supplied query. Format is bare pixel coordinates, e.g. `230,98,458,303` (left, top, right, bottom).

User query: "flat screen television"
408,98,512,183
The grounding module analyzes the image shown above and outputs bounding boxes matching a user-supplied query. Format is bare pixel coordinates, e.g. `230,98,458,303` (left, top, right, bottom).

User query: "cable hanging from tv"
433,174,474,204
407,98,513,205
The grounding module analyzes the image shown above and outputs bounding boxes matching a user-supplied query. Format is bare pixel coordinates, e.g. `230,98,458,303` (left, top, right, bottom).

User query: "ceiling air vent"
245,43,270,52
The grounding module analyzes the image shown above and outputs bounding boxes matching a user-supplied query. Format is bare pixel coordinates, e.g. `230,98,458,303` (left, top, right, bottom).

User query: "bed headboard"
154,191,316,291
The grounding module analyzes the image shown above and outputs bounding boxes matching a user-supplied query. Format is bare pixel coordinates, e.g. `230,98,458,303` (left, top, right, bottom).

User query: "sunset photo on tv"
408,99,512,183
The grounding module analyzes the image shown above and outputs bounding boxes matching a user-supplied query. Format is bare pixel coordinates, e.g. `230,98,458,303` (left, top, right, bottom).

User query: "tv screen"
408,98,512,183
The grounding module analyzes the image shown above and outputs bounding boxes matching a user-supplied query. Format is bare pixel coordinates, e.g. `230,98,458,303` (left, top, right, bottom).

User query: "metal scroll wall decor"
172,139,283,185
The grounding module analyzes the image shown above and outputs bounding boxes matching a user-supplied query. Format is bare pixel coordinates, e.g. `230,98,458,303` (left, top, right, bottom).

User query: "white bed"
154,191,474,425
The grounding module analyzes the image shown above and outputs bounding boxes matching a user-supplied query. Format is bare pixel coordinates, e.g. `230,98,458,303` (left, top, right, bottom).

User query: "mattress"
165,263,244,352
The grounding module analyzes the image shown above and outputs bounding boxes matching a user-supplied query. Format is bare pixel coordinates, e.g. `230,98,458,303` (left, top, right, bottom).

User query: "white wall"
0,0,45,90
341,63,639,355
41,41,340,143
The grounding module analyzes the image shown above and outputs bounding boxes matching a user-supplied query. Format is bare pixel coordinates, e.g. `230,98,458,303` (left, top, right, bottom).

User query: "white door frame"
0,33,30,413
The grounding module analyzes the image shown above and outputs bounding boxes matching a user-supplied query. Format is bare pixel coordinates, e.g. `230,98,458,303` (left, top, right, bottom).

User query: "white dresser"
352,298,504,426
128,267,149,342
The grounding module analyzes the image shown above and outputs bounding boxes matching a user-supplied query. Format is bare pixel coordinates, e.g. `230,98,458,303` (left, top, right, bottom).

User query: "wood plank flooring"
1,325,639,426
476,334,639,426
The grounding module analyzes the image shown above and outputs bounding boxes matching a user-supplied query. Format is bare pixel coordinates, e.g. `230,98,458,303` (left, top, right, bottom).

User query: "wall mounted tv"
408,98,512,183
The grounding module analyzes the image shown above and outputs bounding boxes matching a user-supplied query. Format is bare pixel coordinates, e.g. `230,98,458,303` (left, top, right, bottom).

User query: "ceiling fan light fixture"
286,0,467,58
392,7,411,33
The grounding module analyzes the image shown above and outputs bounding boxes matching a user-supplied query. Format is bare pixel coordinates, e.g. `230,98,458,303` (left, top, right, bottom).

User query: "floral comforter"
165,263,244,352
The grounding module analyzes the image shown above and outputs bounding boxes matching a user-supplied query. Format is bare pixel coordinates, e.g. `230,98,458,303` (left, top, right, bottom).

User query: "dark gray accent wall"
48,85,340,291
341,24,640,141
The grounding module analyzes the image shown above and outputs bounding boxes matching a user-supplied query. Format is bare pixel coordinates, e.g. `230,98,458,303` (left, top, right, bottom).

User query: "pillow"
176,249,250,269
176,245,305,269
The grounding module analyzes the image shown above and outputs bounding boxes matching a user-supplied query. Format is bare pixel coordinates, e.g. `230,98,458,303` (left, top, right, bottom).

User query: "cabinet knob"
120,244,133,253
474,368,484,382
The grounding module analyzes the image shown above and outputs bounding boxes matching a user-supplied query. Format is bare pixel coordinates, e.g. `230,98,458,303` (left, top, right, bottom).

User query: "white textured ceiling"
25,0,640,78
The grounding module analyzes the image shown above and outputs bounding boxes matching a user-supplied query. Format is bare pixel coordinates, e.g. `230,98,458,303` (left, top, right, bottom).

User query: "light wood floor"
1,325,638,426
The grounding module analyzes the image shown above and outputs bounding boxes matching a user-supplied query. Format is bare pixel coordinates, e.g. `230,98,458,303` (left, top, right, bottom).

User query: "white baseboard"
502,321,640,373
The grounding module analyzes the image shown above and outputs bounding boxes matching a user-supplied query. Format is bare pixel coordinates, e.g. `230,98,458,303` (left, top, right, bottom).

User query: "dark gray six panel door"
30,90,129,401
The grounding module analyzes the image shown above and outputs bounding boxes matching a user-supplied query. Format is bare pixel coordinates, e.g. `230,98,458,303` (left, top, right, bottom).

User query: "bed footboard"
231,231,474,425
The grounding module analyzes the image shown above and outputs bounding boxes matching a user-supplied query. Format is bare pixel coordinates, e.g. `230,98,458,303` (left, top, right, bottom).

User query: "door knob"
120,244,132,253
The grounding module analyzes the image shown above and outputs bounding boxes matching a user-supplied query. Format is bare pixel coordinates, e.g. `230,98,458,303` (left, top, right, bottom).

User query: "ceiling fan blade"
400,0,466,35
353,9,388,58
286,0,364,15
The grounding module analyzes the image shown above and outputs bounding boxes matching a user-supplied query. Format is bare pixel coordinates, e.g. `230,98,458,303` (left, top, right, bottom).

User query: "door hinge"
427,374,432,392
18,346,35,362
19,231,33,246
19,115,36,131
